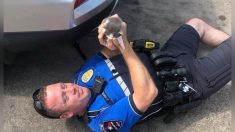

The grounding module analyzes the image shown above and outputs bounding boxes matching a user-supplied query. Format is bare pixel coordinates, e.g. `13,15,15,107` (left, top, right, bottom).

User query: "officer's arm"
112,15,157,112
118,37,158,112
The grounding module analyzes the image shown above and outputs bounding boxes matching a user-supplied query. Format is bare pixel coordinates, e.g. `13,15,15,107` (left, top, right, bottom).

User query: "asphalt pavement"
4,0,231,131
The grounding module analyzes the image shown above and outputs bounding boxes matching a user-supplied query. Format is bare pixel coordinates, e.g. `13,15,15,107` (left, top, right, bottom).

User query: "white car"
3,0,118,55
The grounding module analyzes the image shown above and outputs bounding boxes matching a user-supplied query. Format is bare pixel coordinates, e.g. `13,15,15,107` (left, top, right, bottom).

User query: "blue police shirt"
72,52,143,132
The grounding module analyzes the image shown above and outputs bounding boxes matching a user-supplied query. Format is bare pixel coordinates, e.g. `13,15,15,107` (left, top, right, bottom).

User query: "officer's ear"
60,112,73,119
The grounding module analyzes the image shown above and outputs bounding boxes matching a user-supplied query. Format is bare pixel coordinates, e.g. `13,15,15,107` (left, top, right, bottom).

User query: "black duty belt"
148,49,201,123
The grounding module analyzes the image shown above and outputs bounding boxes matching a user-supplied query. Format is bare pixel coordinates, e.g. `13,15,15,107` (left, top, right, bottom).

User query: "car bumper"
4,0,118,53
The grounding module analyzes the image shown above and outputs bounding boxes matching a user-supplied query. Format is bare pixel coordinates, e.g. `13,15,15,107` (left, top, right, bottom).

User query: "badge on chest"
81,69,94,83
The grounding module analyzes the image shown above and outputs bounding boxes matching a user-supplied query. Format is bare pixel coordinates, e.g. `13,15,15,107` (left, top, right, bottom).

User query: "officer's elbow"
148,84,158,102
152,86,158,99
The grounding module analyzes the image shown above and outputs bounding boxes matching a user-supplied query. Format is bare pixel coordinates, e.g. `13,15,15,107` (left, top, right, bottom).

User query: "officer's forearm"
120,40,158,112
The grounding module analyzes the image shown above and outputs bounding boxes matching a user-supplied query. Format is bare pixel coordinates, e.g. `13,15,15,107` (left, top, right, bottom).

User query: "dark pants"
161,24,231,99
139,24,231,123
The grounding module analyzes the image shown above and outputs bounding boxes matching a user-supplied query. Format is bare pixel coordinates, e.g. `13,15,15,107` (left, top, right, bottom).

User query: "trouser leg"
194,38,231,98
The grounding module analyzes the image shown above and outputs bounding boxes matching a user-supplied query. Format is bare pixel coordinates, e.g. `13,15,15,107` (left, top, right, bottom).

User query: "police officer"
32,14,231,131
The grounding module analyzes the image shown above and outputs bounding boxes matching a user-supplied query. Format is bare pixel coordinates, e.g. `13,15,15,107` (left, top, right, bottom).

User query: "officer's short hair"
38,86,63,118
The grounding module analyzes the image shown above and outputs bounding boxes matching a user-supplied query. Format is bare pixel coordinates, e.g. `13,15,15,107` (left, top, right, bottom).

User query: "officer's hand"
98,14,128,51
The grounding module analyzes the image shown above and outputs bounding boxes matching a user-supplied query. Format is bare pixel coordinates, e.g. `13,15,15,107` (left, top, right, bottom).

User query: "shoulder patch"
100,120,122,132
81,69,94,83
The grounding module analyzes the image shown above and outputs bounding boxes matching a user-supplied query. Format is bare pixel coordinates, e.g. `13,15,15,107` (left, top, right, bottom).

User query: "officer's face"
45,83,91,118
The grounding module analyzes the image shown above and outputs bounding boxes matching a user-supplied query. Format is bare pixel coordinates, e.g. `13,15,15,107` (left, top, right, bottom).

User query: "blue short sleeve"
88,95,143,131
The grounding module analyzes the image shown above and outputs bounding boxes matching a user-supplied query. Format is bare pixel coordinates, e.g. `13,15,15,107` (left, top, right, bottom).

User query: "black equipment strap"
87,110,102,117
86,76,113,118
102,91,113,105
